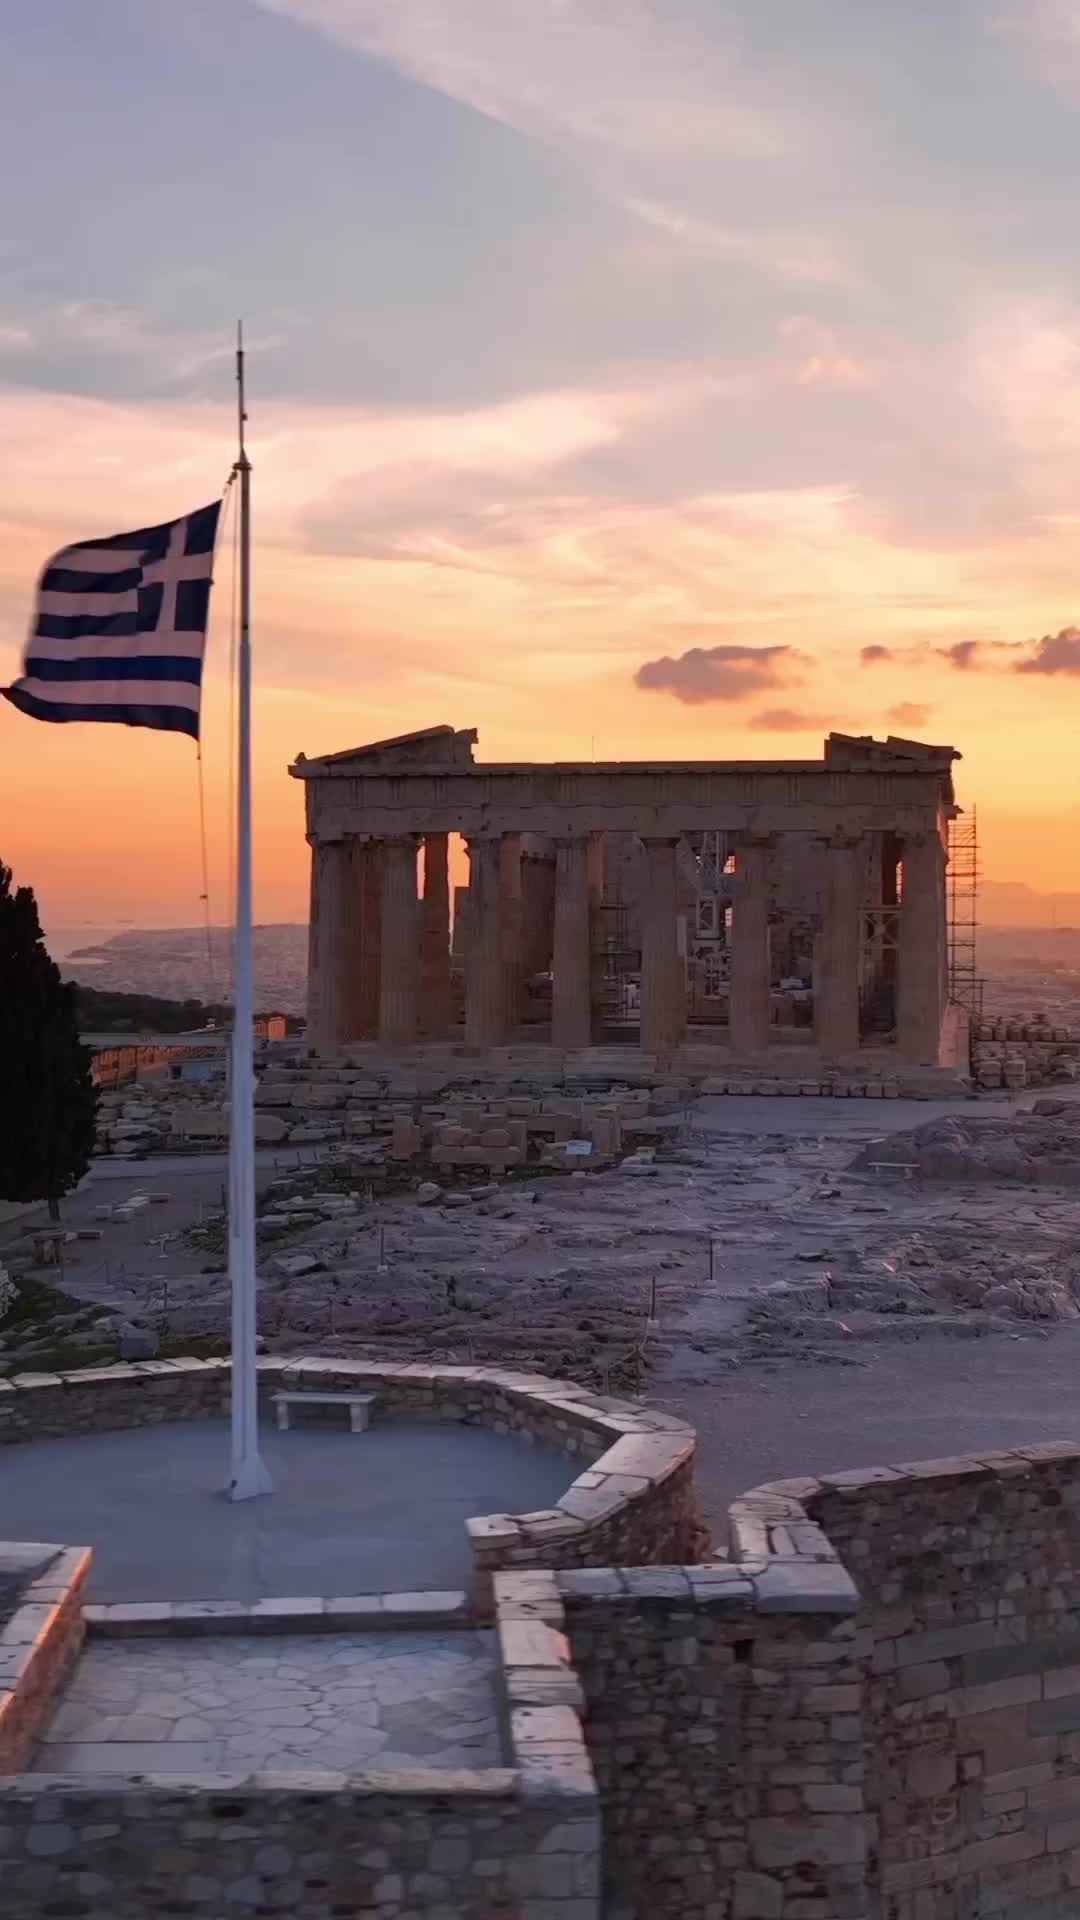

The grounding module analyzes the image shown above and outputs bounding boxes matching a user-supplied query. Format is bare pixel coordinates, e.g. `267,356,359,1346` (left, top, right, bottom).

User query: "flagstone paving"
32,1631,502,1775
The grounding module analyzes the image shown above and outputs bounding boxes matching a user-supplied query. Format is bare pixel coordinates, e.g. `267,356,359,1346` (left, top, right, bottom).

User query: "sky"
3,0,1080,930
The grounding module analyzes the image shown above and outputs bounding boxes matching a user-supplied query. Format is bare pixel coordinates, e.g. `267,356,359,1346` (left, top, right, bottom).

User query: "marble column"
378,836,419,1047
815,836,862,1061
419,832,451,1036
898,830,946,1063
729,835,772,1055
520,843,556,978
465,836,505,1049
552,836,592,1052
880,831,901,989
356,840,383,1038
587,831,606,1031
499,832,524,1033
640,837,685,1057
307,838,352,1055
305,838,323,1049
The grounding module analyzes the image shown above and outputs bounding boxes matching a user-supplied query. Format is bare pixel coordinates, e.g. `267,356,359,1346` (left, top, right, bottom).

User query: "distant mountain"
981,880,1080,929
61,924,307,1014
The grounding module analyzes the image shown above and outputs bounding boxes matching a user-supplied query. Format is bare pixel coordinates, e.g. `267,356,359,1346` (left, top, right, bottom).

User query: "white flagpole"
228,321,272,1501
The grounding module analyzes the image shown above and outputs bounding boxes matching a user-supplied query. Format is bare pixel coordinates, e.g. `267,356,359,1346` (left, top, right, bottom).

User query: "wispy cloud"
860,644,893,664
751,705,833,732
253,0,794,160
887,702,932,728
0,300,286,393
624,199,853,289
935,640,982,670
996,1,1080,92
251,0,837,288
0,369,701,551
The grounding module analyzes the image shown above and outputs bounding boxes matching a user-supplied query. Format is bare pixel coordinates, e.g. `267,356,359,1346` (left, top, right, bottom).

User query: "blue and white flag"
2,500,222,741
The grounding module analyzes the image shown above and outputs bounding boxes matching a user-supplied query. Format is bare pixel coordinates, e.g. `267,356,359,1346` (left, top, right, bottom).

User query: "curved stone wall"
0,1356,696,1607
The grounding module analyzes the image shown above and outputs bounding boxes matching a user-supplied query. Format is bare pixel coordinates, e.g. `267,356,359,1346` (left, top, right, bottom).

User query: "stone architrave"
552,837,591,1052
898,830,946,1063
465,836,505,1049
815,835,862,1061
419,832,451,1036
640,838,685,1057
378,837,420,1046
729,835,773,1055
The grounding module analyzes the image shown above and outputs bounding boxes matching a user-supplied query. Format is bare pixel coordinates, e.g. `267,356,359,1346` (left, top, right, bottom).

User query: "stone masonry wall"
0,1775,595,1919
1,1557,600,1920
560,1562,867,1920
754,1445,1080,1919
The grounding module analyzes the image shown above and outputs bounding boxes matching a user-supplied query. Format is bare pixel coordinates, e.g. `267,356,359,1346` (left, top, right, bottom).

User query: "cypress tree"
0,863,97,1219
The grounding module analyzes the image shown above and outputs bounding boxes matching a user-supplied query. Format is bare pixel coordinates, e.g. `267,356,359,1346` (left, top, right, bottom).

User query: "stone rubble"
91,1048,974,1163
971,1014,1080,1090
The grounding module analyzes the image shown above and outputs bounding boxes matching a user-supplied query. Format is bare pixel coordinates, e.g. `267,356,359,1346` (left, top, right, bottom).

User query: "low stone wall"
0,1546,90,1773
0,1358,697,1613
0,1566,598,1920
0,1776,596,1919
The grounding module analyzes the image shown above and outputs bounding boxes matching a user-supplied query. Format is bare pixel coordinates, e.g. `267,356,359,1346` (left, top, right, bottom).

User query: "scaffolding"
948,808,984,1019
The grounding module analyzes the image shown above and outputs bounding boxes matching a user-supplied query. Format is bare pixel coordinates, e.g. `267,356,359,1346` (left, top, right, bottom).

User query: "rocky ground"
8,1086,1080,1538
10,1094,1080,1375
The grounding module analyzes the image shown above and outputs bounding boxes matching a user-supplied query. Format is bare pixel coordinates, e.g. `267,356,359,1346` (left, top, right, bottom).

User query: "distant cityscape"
57,924,307,1017
47,875,1080,1034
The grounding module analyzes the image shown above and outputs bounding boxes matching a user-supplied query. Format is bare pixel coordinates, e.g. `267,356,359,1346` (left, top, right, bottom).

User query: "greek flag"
2,500,222,741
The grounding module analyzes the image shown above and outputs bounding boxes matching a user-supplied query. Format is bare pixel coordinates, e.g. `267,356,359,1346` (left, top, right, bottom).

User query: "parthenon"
291,725,961,1068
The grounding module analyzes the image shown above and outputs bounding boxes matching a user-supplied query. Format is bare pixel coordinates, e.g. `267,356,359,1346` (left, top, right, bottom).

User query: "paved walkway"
690,1092,989,1138
33,1631,500,1775
3,1419,569,1602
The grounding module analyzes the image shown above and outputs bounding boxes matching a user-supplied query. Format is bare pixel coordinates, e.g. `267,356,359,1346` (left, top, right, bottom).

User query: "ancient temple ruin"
291,725,961,1067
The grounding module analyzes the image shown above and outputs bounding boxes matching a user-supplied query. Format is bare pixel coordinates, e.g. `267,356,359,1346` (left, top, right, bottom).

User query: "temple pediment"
291,725,477,778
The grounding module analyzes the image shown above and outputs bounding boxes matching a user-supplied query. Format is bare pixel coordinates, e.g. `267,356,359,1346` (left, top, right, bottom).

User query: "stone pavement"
3,1418,570,1602
33,1631,500,1775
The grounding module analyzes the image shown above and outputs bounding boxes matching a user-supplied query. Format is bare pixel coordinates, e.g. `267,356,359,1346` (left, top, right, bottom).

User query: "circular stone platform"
2,1417,571,1602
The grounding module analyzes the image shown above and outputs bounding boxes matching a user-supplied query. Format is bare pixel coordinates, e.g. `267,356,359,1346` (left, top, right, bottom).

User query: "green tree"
0,863,97,1219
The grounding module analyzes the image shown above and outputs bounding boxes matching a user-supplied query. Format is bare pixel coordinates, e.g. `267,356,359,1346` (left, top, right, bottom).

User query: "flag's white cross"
140,521,210,633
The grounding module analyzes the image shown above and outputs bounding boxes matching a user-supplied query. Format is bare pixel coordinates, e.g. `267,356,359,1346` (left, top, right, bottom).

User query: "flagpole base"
227,1452,273,1502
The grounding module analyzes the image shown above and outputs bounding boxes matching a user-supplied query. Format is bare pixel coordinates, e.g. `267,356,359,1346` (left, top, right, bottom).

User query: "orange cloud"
635,644,810,705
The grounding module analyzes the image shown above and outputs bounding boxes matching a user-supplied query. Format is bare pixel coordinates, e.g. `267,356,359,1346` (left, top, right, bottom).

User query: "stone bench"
272,1389,376,1433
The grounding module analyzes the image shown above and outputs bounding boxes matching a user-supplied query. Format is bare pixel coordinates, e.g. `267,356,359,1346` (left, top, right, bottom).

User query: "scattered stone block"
269,1251,320,1279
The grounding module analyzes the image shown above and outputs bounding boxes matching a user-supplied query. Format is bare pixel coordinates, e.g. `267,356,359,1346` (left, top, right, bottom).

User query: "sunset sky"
4,0,1080,933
